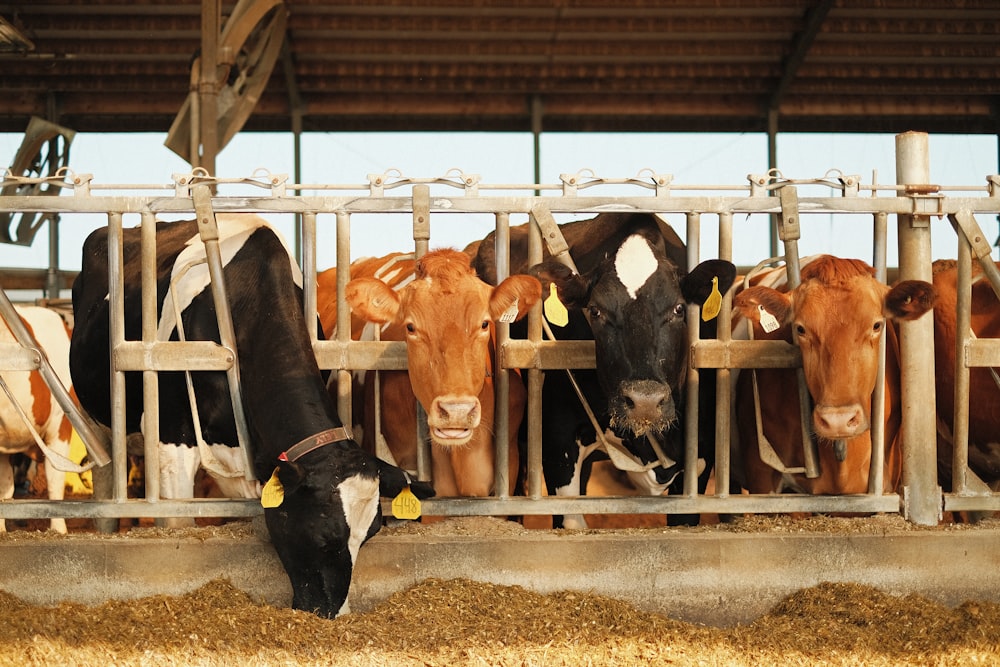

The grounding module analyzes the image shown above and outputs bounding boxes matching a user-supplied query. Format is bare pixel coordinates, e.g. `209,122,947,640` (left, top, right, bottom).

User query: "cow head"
734,255,936,441
347,249,541,447
532,231,736,438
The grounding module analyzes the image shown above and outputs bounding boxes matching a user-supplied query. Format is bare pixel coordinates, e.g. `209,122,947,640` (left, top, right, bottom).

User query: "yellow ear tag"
543,283,569,327
261,467,285,508
391,486,422,520
701,276,722,322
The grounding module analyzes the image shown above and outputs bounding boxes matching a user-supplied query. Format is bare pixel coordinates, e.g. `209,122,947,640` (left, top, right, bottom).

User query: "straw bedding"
1,515,998,667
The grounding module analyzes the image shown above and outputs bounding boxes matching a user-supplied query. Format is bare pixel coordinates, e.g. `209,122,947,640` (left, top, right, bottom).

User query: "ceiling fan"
0,116,75,246
165,0,287,165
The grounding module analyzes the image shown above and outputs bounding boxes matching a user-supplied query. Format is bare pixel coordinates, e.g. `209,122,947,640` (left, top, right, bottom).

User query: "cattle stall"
0,131,998,529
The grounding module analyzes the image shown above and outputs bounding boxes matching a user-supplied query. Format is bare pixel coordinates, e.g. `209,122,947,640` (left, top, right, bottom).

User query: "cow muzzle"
427,396,482,446
610,380,676,436
813,403,869,440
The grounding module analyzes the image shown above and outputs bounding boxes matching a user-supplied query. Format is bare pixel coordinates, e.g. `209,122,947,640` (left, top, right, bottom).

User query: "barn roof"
1,0,998,137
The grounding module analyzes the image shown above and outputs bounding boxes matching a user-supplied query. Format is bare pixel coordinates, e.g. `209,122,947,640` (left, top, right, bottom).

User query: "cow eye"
587,305,602,321
872,320,883,333
480,320,490,331
405,322,416,334
672,303,685,318
795,323,807,337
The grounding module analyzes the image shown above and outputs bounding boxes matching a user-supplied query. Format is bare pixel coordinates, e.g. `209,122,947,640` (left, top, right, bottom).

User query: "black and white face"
586,234,688,437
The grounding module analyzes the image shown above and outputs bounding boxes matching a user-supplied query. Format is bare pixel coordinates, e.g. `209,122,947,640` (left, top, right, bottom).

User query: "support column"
895,131,941,525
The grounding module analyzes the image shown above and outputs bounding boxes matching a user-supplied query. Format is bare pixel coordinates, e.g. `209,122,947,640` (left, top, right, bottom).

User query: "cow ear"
734,285,791,327
885,280,936,321
345,278,400,324
680,259,737,306
529,261,590,309
275,461,306,496
490,275,542,322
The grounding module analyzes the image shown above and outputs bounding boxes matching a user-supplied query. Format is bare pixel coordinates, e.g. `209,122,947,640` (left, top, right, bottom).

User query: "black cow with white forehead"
472,213,735,528
70,214,432,617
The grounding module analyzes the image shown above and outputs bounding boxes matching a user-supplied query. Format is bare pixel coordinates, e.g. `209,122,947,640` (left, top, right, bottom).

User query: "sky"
1,129,997,291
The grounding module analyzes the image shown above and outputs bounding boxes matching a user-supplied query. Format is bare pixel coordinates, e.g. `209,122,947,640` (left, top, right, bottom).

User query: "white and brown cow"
324,249,541,500
473,212,736,528
70,214,432,617
733,255,936,496
0,305,74,533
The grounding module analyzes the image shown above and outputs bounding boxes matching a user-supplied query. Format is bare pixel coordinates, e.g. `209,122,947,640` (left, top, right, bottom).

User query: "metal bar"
714,211,734,498
493,211,511,499
412,185,431,481
952,235,973,495
526,214,544,499
869,211,888,495
379,494,903,517
140,211,160,503
301,211,318,335
895,131,941,526
334,212,354,430
108,212,129,504
684,211,701,497
0,492,905,521
778,185,820,480
191,185,255,481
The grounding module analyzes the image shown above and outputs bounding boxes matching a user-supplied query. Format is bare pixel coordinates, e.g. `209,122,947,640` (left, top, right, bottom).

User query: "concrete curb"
1,525,997,626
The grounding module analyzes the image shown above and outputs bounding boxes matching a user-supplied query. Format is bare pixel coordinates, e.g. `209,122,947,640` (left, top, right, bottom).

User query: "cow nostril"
623,395,636,411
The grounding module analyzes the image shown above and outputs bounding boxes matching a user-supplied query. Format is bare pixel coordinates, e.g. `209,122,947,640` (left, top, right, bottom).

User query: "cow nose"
434,398,481,428
621,381,672,425
813,404,867,439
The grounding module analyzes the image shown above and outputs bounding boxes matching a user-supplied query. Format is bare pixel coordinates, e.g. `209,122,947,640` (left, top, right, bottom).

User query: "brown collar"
278,427,353,462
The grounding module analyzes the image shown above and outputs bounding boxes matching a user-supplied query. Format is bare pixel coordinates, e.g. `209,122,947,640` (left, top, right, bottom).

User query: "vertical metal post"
778,186,820,479
412,185,431,480
531,95,543,196
140,211,160,503
493,211,512,498
869,211,888,495
46,207,60,298
895,131,940,525
952,237,972,495
683,212,701,497
107,213,129,503
714,212,733,498
526,216,544,499
335,212,354,432
767,107,779,259
197,0,220,175
301,212,318,335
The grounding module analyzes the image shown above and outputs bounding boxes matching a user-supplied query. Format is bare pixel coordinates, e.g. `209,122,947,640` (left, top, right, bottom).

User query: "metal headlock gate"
0,131,998,528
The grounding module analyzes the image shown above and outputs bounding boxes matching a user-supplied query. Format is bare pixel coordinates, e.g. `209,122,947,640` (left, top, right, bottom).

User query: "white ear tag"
498,297,519,323
758,304,780,333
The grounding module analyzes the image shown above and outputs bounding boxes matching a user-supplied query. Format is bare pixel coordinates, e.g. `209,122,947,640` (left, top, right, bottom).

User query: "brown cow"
733,255,936,495
319,249,541,499
931,259,1000,490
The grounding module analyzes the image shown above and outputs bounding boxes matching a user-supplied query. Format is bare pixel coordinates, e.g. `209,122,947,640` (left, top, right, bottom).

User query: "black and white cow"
472,212,735,528
70,214,432,618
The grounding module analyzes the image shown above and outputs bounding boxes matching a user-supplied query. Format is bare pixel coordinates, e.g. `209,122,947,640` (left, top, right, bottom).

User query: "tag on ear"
498,297,519,324
758,304,780,333
261,467,285,508
391,486,422,520
701,276,722,322
543,283,569,327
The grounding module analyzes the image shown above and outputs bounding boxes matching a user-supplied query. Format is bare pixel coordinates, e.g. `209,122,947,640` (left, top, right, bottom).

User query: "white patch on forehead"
615,234,658,299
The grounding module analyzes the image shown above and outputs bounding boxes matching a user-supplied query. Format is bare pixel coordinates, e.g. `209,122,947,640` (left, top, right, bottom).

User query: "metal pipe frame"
1,156,999,525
